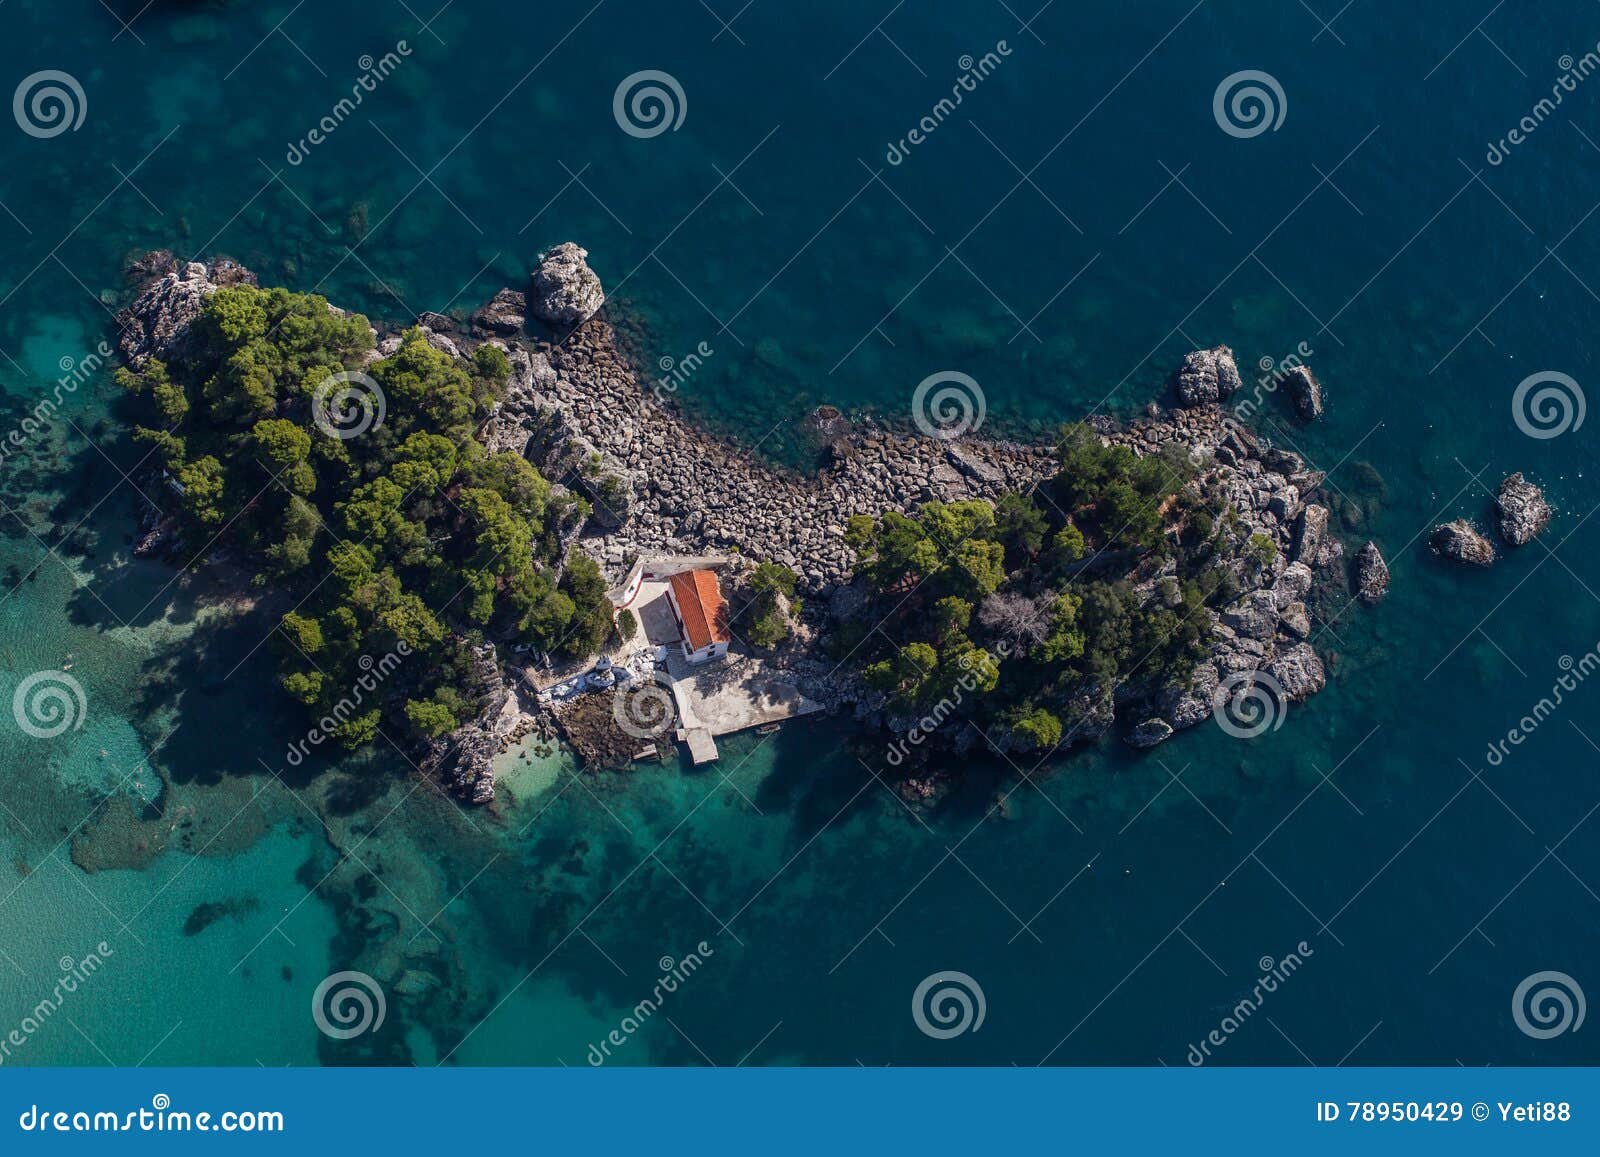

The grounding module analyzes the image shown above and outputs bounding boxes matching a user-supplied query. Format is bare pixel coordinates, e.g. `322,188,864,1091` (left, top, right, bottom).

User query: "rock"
1172,345,1243,407
471,287,527,336
1431,519,1496,567
1354,541,1389,603
1281,365,1323,420
1493,472,1551,546
1293,504,1329,564
1279,601,1311,638
1274,560,1314,601
1157,662,1218,731
1126,718,1174,748
1267,643,1326,701
1268,484,1302,522
1221,590,1280,641
115,254,252,369
529,242,605,326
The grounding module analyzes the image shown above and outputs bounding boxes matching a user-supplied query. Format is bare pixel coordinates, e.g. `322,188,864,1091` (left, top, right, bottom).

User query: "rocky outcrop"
1354,541,1389,603
1127,718,1174,748
1493,472,1551,546
1267,643,1326,701
1293,503,1329,564
1172,344,1242,407
529,242,605,326
1281,365,1323,420
417,643,515,805
115,253,256,368
470,288,527,337
1431,519,1496,567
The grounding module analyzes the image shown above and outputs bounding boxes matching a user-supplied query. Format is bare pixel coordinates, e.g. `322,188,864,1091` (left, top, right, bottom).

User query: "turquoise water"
0,0,1598,1066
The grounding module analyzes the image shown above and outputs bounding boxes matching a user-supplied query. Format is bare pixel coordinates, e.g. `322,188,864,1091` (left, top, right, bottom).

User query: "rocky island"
114,244,1394,807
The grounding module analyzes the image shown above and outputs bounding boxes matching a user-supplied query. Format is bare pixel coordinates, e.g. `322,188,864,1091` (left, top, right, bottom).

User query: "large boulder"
1281,365,1324,420
1293,503,1329,564
1493,472,1551,546
1354,541,1389,603
1221,589,1280,641
1431,519,1496,567
1172,345,1243,407
471,287,527,337
529,242,605,326
1267,643,1326,701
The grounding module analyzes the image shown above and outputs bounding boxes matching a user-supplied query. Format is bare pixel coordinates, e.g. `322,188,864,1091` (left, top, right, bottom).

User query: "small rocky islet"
111,243,1545,808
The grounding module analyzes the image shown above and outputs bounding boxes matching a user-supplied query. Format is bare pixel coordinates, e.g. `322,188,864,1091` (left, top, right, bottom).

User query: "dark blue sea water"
0,0,1597,1066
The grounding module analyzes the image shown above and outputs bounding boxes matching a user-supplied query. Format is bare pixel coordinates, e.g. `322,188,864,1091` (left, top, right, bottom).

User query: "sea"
0,0,1597,1067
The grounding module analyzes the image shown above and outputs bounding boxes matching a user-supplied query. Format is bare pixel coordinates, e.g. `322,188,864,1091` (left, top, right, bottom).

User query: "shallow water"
0,0,1597,1066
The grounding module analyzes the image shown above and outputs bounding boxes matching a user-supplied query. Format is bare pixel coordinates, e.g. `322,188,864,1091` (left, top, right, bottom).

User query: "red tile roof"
669,570,730,652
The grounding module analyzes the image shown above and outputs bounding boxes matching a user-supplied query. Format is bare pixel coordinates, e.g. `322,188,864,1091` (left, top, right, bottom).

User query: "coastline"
113,246,1363,808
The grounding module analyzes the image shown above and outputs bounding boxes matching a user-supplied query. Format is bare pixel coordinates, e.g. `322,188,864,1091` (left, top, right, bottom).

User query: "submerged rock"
1354,541,1389,603
1172,345,1243,407
1493,472,1551,546
529,242,605,326
1280,364,1324,420
1431,519,1496,567
1126,718,1174,749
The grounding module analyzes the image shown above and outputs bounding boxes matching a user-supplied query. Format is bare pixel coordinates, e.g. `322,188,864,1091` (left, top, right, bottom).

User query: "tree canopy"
119,284,612,756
